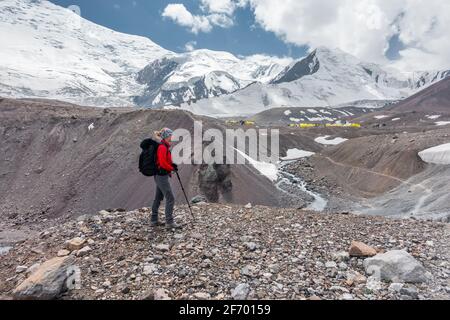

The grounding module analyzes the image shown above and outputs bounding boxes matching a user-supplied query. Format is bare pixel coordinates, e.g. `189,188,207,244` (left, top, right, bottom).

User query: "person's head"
156,128,173,144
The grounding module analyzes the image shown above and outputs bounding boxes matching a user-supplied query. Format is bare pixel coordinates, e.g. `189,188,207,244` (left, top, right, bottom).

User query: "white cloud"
162,2,239,34
244,0,450,70
184,40,197,52
162,4,212,33
200,0,236,15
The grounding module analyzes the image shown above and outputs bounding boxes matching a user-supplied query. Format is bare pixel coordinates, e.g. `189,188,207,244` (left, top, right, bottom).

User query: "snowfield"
419,143,450,165
234,149,278,182
281,149,315,161
0,0,171,107
315,136,348,145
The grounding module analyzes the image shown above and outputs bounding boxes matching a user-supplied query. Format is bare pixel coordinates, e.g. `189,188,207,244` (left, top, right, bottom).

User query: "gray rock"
191,195,207,204
388,282,404,293
332,251,350,262
241,265,258,277
244,242,258,251
231,283,250,300
15,266,28,274
364,250,429,283
143,263,158,275
13,256,75,300
400,285,419,299
153,244,171,252
76,246,92,257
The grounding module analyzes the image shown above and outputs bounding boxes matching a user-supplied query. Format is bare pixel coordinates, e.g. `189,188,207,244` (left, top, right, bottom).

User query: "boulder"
349,241,377,257
363,250,429,283
13,256,75,300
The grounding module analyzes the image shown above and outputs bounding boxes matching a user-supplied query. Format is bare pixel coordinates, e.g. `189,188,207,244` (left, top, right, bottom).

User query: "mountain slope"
177,48,449,117
134,50,290,108
0,0,171,106
387,77,450,114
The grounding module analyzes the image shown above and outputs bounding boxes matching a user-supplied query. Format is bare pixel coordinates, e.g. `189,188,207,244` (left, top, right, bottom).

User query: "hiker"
151,128,181,230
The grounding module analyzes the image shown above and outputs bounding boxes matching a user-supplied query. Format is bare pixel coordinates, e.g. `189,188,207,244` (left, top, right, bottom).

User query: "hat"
160,128,173,140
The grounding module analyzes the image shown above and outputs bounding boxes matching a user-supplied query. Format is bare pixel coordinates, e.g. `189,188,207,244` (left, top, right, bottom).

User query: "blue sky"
48,0,308,58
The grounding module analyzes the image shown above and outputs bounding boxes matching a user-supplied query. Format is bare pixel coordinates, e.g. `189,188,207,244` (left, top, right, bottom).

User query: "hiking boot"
166,222,183,230
150,221,164,227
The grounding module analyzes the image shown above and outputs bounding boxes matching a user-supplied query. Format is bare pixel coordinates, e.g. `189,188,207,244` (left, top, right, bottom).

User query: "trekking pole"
175,171,195,222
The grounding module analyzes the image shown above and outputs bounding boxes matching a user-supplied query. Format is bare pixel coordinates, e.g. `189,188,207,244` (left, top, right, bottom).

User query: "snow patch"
234,149,278,182
418,143,450,165
426,115,441,120
374,115,388,119
281,149,315,161
284,110,292,116
315,136,348,145
435,121,450,126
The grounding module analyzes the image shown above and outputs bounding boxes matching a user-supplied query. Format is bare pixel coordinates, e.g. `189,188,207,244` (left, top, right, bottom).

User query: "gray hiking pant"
151,175,175,224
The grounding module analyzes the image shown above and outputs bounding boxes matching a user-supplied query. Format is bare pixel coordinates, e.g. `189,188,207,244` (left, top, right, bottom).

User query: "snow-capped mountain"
0,0,171,107
177,47,450,117
134,50,290,107
1,0,449,117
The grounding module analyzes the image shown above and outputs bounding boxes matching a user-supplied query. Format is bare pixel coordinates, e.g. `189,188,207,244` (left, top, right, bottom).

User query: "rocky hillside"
1,204,449,300
0,98,284,223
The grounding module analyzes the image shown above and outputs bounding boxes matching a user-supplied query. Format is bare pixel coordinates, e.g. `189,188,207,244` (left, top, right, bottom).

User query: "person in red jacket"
151,128,181,230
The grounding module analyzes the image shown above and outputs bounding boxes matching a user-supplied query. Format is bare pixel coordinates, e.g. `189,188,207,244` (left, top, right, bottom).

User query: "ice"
419,143,450,165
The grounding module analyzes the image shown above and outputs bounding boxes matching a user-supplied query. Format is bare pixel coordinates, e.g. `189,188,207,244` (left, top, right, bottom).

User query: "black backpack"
139,139,160,177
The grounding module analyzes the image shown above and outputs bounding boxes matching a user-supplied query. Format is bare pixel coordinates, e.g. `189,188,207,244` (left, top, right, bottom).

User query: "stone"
76,246,92,257
388,283,404,293
341,293,354,300
349,241,377,257
363,250,429,283
231,283,250,300
154,288,171,300
346,271,367,286
13,256,75,300
193,292,211,300
325,261,337,269
27,263,41,275
113,229,123,236
57,249,71,257
143,264,158,275
338,262,348,270
153,244,171,252
400,285,419,299
191,195,207,204
244,242,258,251
16,266,28,274
244,203,252,209
66,237,86,251
241,265,257,277
332,251,350,262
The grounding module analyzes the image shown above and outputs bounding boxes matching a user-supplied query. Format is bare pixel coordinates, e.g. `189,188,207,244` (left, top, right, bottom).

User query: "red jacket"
156,141,174,173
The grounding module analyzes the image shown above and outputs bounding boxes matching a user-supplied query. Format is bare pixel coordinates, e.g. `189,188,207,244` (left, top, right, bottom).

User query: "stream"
276,161,328,212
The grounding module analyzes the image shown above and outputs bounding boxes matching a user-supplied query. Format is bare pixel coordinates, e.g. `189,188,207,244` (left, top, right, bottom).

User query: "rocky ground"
1,203,449,300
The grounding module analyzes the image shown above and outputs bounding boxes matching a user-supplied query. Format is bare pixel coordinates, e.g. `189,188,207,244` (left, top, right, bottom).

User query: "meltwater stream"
276,165,328,212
